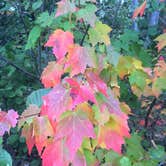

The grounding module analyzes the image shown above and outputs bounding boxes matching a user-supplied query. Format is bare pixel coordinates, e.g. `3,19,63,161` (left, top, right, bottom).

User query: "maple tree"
0,0,166,165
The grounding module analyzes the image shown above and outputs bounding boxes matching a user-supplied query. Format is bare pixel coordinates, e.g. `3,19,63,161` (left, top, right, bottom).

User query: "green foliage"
0,148,12,166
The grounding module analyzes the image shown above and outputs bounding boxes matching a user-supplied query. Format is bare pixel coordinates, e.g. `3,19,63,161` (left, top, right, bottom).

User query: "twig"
144,98,157,128
0,55,39,80
80,24,90,46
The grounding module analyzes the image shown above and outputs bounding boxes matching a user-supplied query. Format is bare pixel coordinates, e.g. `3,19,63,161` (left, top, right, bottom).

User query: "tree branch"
0,55,39,80
80,24,90,46
144,98,157,128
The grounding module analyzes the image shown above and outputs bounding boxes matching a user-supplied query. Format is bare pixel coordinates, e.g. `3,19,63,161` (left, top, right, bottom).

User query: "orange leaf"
155,33,166,52
41,61,64,88
132,0,146,19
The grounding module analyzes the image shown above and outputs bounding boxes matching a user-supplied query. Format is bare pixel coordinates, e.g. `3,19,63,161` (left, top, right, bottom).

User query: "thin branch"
80,24,90,46
144,98,157,128
0,55,39,80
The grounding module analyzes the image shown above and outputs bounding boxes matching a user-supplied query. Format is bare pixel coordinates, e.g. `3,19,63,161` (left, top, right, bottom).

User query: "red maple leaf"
65,45,95,76
65,78,96,107
86,71,108,96
42,139,70,166
55,110,96,160
41,61,64,88
45,29,74,60
41,84,73,121
0,109,18,136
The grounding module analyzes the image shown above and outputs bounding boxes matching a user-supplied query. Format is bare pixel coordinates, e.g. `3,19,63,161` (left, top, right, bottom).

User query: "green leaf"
149,145,166,161
0,148,12,166
26,88,51,107
119,157,132,166
106,45,121,66
25,26,42,50
88,21,112,46
83,149,97,166
35,12,54,28
32,0,42,10
129,70,149,90
125,133,144,160
76,4,97,27
152,77,166,96
104,150,120,162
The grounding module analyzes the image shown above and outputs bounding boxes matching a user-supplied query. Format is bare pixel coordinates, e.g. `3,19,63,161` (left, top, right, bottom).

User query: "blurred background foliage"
0,0,166,165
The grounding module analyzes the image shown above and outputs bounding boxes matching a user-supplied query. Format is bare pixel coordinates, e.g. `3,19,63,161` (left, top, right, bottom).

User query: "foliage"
0,0,166,165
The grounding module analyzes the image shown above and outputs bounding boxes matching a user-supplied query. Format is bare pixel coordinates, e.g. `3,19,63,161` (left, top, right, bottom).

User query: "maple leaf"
132,0,146,19
65,45,95,76
41,61,64,88
76,4,97,27
42,139,70,166
0,109,18,136
55,110,96,160
55,0,76,17
65,78,96,107
152,59,166,97
88,21,112,46
45,29,74,60
18,104,40,128
98,114,130,154
21,123,35,154
73,151,86,166
33,116,54,154
154,33,166,52
21,116,54,155
86,71,108,96
41,84,73,121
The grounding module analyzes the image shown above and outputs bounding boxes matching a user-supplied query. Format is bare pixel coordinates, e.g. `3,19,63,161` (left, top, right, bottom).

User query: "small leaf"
41,61,64,88
25,26,42,50
32,0,42,10
154,33,166,52
35,12,54,28
76,4,97,27
132,1,146,19
55,0,76,17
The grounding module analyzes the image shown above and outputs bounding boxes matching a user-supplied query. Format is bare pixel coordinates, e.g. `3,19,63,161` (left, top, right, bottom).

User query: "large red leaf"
41,84,73,121
55,110,96,160
45,29,74,60
41,61,64,88
65,45,95,76
0,109,18,136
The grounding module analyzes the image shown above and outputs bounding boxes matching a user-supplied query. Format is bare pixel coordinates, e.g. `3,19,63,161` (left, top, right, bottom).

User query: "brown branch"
144,98,157,128
80,24,90,46
0,55,39,80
